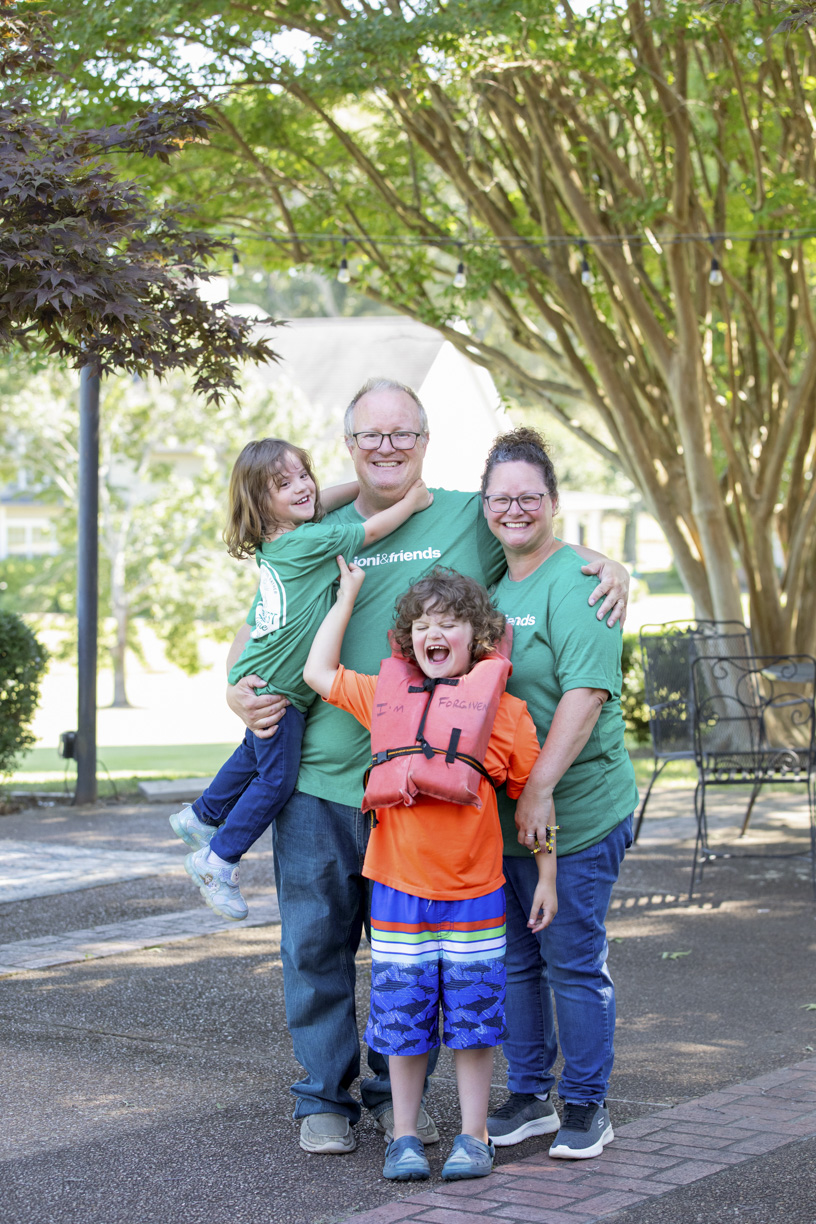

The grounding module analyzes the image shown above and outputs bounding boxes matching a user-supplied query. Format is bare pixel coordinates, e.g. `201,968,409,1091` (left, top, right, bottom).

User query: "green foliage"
0,610,48,775
36,0,816,648
0,355,344,698
0,3,276,399
0,556,66,613
621,633,650,745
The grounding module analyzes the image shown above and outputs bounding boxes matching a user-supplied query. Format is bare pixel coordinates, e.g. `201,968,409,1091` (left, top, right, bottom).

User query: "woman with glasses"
480,427,638,1161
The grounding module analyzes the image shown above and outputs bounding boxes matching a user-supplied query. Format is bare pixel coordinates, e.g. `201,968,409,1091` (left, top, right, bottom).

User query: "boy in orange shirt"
304,562,557,1183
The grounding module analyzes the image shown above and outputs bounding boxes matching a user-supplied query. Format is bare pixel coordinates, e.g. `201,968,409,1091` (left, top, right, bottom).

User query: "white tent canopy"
247,314,511,491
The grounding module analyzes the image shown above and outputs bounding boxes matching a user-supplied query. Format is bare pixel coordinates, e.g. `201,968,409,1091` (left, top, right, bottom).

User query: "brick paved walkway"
347,1059,816,1223
0,891,281,974
0,839,182,901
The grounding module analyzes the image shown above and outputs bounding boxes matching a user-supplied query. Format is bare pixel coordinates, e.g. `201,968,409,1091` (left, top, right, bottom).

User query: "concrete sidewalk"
1,788,815,1223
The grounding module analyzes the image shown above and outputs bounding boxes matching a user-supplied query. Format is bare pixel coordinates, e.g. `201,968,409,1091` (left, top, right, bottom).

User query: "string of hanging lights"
226,227,816,287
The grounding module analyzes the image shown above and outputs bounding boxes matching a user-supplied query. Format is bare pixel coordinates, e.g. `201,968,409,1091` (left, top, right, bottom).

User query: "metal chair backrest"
639,621,753,760
691,655,816,777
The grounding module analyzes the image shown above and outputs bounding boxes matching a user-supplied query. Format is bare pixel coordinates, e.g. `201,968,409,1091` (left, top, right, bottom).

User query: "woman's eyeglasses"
483,493,548,512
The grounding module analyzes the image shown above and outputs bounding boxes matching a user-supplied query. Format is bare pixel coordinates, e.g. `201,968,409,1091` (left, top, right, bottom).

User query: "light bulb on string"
709,257,724,287
337,239,351,284
452,245,467,289
231,249,243,278
578,242,594,287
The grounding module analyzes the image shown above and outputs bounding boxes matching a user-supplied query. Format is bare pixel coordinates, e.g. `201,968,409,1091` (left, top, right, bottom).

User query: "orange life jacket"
362,625,513,814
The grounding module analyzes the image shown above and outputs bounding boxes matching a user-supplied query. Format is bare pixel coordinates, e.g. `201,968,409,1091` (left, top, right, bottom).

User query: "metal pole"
76,365,100,804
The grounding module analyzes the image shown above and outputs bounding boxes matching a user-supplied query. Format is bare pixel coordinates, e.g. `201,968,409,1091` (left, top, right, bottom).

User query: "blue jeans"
502,814,633,1105
273,791,438,1123
193,708,305,863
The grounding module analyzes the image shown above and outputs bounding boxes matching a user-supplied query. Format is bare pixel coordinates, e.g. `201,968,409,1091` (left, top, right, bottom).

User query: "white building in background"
247,314,511,491
0,493,58,560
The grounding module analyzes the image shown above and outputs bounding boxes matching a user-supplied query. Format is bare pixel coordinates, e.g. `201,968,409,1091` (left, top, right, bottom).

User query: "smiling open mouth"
426,645,450,663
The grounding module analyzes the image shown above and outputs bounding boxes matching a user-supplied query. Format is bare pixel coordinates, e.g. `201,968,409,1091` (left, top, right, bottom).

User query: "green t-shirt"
297,489,505,806
231,520,366,713
494,545,638,857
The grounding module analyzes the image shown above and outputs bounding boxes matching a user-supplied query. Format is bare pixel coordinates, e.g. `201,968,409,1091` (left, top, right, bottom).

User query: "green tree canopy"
0,1,275,397
42,0,816,651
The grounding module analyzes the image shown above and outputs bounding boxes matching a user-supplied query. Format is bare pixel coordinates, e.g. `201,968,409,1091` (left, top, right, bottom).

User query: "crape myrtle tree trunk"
46,0,816,652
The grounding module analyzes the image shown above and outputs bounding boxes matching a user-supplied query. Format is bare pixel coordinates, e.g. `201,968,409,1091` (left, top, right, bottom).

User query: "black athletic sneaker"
549,1100,613,1159
487,1092,560,1147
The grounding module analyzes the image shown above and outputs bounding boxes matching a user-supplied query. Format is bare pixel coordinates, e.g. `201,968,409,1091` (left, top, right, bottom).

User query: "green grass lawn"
5,743,238,796
3,743,698,799
5,749,801,808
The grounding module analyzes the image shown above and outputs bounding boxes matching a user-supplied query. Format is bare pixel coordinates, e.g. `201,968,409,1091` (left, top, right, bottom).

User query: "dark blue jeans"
273,790,438,1123
193,708,306,863
502,814,633,1105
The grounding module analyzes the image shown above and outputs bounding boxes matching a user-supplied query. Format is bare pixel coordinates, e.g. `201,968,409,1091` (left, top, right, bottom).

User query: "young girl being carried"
169,437,432,920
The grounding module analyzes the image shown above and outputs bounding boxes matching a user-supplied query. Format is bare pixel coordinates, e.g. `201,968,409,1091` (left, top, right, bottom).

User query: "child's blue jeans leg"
193,733,260,828
197,707,306,863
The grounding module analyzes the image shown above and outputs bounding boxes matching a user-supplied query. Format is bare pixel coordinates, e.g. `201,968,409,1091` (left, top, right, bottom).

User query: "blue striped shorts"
365,882,507,1055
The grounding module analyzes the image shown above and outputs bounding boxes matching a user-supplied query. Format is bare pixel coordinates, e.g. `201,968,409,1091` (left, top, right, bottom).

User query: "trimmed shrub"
621,633,650,745
0,611,48,776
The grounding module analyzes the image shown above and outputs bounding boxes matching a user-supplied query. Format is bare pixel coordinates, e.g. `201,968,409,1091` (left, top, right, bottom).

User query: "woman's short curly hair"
480,424,558,506
392,567,507,666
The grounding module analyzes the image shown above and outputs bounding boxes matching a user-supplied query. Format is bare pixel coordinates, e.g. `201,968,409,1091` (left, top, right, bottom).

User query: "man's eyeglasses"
483,493,548,512
351,431,423,451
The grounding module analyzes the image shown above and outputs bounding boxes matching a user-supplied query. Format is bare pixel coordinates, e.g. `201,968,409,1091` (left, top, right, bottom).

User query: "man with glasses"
225,377,628,1154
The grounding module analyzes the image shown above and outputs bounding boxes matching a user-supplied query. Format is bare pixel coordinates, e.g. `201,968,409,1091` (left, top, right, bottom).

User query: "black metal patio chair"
690,654,816,898
634,621,753,842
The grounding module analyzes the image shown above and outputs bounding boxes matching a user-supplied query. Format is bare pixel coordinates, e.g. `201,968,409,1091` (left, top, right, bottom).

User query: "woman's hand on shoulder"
582,558,629,628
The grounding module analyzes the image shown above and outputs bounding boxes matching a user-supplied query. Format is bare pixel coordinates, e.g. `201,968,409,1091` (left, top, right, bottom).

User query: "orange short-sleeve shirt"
328,666,540,901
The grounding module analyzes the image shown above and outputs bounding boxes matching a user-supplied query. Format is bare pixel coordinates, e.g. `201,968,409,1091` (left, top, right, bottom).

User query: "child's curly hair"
392,568,507,666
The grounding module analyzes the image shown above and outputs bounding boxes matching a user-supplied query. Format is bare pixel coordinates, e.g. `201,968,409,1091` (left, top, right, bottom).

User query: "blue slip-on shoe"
441,1133,495,1181
487,1092,560,1146
383,1135,431,1181
169,804,217,850
549,1100,613,1159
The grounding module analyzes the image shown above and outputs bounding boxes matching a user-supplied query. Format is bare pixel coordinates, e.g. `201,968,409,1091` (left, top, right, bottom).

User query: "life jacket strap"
364,743,495,791
408,675,460,757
